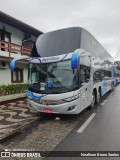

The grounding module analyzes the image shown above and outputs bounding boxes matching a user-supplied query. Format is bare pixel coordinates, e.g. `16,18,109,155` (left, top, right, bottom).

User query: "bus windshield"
28,60,79,94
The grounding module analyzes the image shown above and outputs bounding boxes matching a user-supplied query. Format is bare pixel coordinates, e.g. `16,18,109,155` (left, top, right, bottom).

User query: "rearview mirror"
71,52,79,69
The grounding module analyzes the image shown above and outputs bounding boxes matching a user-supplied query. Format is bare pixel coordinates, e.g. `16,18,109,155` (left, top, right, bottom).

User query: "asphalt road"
46,85,120,160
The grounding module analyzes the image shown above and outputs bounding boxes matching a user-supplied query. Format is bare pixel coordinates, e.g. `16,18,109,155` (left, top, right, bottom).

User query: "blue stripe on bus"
112,65,116,86
29,54,68,63
28,90,47,100
10,59,16,72
102,80,107,96
60,53,68,61
29,58,41,63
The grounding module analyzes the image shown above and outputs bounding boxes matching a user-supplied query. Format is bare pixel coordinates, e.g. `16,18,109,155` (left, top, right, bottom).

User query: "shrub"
0,83,28,95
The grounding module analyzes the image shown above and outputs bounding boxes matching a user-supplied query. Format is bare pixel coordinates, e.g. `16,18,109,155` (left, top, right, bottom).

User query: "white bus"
10,27,116,114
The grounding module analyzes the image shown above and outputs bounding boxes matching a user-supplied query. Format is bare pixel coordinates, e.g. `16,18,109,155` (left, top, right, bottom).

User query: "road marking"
101,99,108,106
77,113,96,133
103,99,108,103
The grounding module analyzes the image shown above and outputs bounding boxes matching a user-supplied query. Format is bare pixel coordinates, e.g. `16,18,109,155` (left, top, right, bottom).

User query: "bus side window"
103,70,112,80
80,67,86,84
80,66,90,84
94,70,101,82
85,68,90,82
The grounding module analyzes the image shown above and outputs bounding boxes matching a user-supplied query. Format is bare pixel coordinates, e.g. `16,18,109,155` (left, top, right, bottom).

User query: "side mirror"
71,52,79,69
10,57,29,72
10,59,16,72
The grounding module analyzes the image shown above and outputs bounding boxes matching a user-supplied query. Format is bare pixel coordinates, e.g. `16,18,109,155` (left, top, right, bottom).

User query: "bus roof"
35,27,113,62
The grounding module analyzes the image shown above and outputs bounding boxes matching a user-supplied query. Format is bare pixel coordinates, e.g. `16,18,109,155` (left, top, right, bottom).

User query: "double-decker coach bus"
10,27,116,114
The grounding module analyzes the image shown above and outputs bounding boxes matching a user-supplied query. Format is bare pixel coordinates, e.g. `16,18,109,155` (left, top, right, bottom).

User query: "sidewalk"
0,93,37,141
0,92,27,104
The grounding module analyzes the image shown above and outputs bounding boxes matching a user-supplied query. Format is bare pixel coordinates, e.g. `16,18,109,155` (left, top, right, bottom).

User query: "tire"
90,91,96,109
111,83,114,91
96,91,100,104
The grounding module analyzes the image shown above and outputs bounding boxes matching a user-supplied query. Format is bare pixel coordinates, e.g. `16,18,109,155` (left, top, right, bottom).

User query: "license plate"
43,109,53,113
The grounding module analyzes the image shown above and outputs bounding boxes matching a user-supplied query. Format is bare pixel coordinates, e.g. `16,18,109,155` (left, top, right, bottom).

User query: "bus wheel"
90,92,95,109
96,91,100,104
111,83,114,91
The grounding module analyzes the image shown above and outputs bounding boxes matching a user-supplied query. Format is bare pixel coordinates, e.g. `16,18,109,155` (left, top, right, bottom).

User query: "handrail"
0,40,31,57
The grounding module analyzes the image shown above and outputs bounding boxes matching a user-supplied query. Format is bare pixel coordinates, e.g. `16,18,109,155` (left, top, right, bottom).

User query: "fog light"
68,105,76,111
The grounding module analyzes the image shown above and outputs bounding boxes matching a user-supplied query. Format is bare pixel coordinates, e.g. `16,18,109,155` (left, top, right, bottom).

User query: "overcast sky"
0,0,120,60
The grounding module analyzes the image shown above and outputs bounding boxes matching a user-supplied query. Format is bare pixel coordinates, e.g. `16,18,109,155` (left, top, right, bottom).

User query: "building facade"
0,11,42,84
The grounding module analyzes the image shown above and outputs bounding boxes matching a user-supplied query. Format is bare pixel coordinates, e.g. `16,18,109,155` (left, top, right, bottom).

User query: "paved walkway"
0,92,38,142
0,99,37,141
0,92,27,102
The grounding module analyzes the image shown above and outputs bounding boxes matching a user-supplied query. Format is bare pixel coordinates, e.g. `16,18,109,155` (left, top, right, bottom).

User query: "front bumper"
27,98,81,114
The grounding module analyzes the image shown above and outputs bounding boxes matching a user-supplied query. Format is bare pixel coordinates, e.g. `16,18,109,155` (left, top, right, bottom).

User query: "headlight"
63,94,80,102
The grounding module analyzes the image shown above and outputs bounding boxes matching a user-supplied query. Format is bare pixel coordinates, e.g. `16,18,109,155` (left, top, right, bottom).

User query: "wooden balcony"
0,40,32,58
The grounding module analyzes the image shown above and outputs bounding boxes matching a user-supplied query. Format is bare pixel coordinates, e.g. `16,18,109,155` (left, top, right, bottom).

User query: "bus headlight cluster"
63,94,80,102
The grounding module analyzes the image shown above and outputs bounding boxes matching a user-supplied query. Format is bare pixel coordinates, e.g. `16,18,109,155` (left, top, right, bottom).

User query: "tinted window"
80,66,90,84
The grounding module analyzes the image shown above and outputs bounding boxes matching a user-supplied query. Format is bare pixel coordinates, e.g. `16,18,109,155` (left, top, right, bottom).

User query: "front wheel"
111,83,114,91
90,92,95,109
96,91,100,104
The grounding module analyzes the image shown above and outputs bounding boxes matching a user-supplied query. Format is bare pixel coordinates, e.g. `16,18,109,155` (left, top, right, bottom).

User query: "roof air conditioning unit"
0,61,8,69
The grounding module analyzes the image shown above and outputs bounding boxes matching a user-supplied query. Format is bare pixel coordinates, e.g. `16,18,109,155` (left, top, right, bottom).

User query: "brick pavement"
0,98,38,141
0,108,92,160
